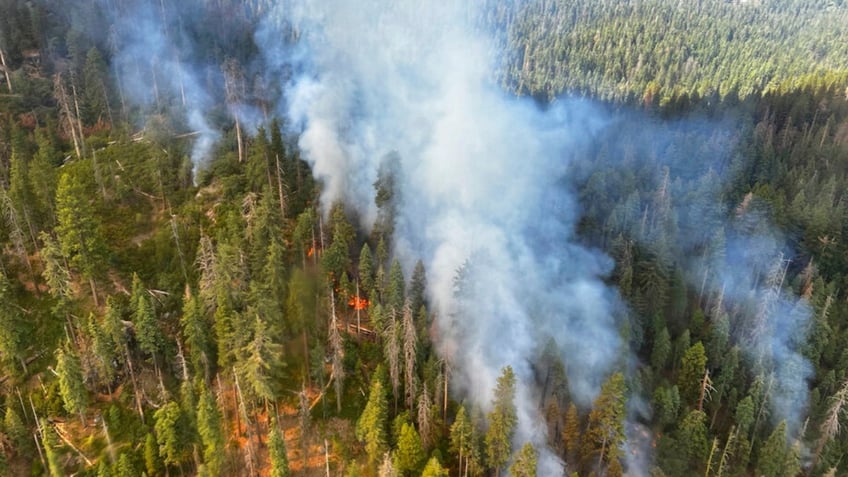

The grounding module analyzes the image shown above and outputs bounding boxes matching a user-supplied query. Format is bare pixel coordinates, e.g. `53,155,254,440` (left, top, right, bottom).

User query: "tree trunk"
0,48,12,93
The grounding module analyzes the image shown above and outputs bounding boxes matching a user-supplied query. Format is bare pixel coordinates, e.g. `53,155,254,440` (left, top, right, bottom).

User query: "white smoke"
265,1,625,474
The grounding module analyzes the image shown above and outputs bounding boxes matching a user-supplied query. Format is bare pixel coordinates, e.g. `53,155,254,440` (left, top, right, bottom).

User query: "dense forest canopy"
0,0,846,476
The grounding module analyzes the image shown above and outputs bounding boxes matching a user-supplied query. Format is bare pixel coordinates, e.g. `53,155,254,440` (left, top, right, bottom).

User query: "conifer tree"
485,366,517,476
580,372,626,475
236,314,283,403
562,402,580,464
510,442,538,477
196,384,224,476
55,343,87,424
357,367,389,466
41,419,64,477
395,422,425,475
269,417,291,477
450,404,474,475
421,456,449,477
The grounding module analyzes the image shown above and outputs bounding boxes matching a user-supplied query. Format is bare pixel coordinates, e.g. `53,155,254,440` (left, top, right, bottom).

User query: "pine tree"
269,417,291,477
387,259,405,313
757,421,788,477
421,456,449,477
181,290,213,378
0,270,25,376
131,273,162,358
485,366,517,476
86,313,117,389
55,162,107,305
359,244,375,296
562,402,580,464
154,401,189,469
678,341,707,406
395,422,425,475
450,404,474,475
357,368,389,466
55,343,87,424
196,384,224,476
40,419,64,477
236,314,283,403
580,372,626,475
144,432,161,477
510,442,538,477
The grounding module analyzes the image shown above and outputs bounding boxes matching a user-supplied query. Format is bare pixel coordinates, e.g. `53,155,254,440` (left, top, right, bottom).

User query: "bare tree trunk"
54,74,82,160
276,154,287,217
70,79,86,157
124,344,144,422
235,117,244,163
0,48,11,93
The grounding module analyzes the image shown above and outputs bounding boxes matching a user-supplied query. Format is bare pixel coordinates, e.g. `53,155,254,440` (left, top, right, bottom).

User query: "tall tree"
394,422,425,475
55,162,107,305
269,417,291,477
196,383,224,476
510,443,537,477
580,372,626,475
357,367,389,466
55,343,87,424
485,366,517,476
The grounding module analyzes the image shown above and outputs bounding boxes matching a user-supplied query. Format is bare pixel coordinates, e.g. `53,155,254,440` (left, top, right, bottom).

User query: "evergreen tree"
580,372,626,475
357,367,390,466
181,290,213,378
55,162,107,304
485,366,517,476
154,401,189,469
510,442,538,477
359,244,375,296
757,421,788,477
196,384,224,476
269,417,291,477
0,270,25,376
421,456,449,477
131,273,163,358
144,432,161,477
450,404,474,475
678,341,707,406
395,422,425,475
562,402,580,464
55,343,87,424
41,419,64,477
236,314,283,403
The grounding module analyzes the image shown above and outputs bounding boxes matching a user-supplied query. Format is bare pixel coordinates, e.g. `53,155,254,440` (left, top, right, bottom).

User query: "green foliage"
153,401,190,468
394,422,425,475
196,384,224,476
131,273,163,357
580,372,626,475
55,343,87,422
55,161,108,284
678,341,707,406
41,418,64,477
420,456,449,477
269,417,291,477
357,367,390,466
511,443,538,477
485,366,517,474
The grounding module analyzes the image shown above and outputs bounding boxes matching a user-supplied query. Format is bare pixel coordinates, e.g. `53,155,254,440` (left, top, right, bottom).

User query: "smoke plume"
265,1,626,474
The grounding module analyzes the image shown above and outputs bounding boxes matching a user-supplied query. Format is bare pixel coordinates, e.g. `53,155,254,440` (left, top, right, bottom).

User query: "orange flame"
348,296,369,311
307,247,315,257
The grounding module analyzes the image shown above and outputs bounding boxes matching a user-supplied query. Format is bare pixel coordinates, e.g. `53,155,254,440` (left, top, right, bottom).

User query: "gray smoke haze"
104,0,221,176
580,116,813,435
264,1,625,474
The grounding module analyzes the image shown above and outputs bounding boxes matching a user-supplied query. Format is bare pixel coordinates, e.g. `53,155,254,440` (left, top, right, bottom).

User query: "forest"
0,0,847,476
